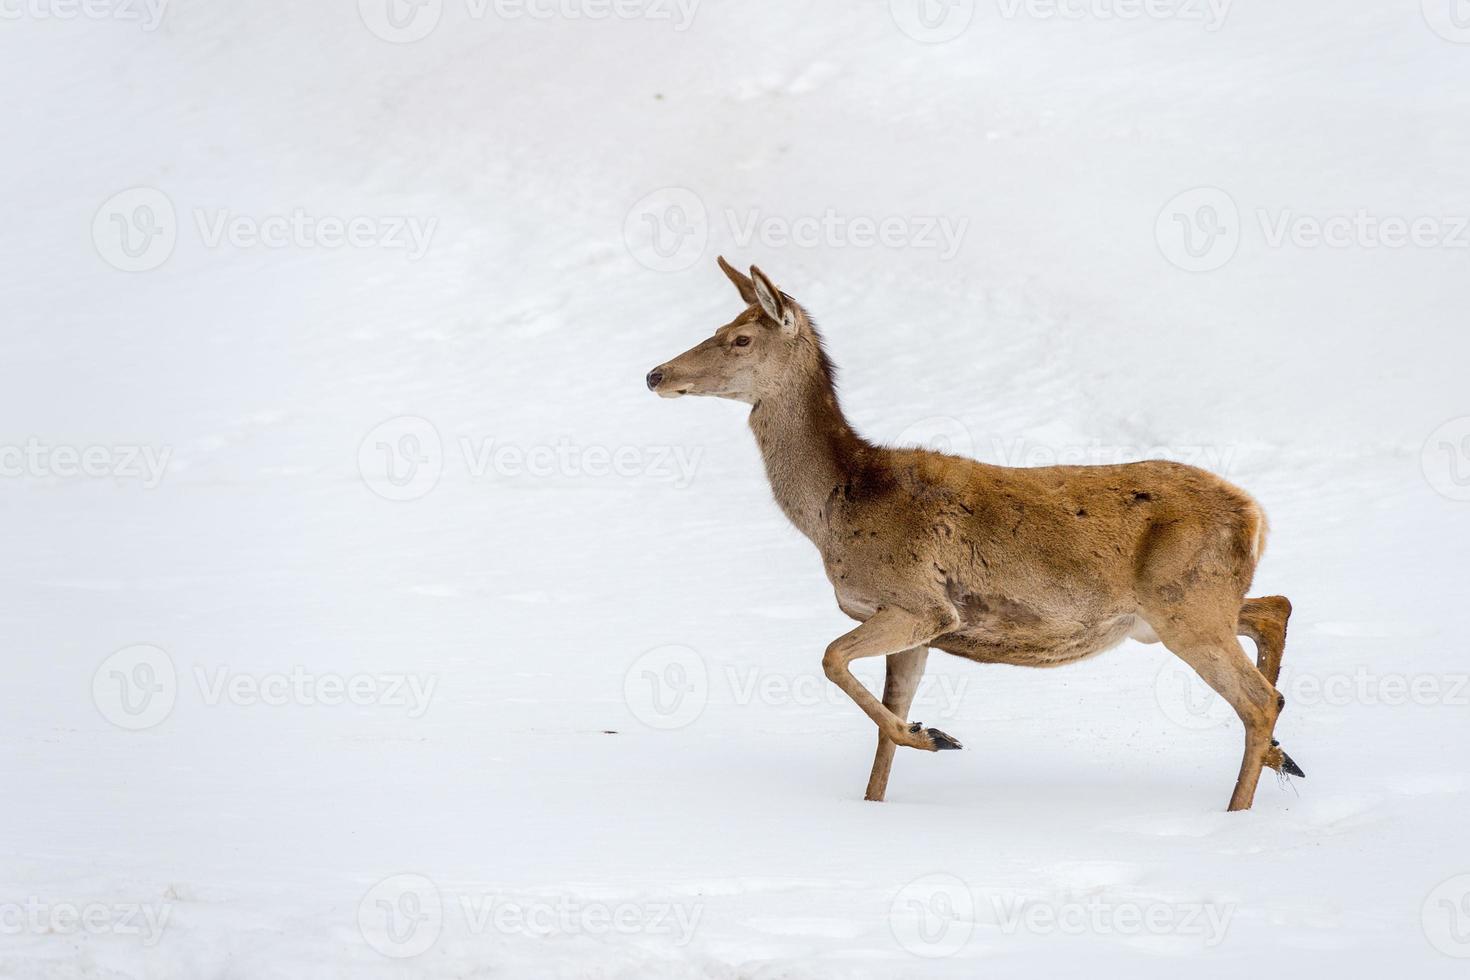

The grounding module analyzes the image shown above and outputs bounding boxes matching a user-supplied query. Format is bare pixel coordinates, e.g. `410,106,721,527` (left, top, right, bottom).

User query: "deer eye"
733,335,752,348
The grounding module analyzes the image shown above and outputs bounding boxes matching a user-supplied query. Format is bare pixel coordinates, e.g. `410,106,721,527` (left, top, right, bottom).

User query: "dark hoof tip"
1279,750,1305,778
907,721,962,750
927,728,963,751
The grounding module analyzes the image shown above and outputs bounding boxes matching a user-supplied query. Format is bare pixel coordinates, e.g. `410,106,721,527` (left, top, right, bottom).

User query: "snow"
2,1,1469,976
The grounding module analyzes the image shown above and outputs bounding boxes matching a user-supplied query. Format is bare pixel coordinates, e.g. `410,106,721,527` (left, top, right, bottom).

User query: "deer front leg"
864,646,929,802
822,606,961,754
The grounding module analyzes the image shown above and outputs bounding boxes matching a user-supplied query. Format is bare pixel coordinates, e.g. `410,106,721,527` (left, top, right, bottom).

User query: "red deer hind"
647,258,1301,811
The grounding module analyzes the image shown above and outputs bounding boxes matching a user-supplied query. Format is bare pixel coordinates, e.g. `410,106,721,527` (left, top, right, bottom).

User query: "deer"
646,258,1303,811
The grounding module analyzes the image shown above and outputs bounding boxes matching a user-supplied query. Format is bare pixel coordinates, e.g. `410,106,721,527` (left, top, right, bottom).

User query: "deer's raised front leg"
864,646,930,802
822,605,961,754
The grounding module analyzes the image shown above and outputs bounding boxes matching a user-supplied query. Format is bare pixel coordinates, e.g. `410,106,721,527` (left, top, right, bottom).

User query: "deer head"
646,257,807,403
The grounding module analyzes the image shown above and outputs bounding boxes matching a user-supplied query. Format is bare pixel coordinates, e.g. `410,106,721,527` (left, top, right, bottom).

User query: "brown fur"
648,259,1299,811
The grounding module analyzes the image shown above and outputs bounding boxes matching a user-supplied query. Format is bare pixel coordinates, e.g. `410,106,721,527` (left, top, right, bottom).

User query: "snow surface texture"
3,1,1469,977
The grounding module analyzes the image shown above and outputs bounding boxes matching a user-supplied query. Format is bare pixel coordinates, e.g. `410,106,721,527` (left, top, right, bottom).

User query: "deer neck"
748,354,865,546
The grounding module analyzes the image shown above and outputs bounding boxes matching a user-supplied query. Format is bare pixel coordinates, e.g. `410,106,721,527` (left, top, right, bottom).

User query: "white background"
2,1,1469,976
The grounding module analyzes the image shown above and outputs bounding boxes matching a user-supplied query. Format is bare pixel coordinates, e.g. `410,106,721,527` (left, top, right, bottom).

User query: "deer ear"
716,255,756,304
749,265,795,334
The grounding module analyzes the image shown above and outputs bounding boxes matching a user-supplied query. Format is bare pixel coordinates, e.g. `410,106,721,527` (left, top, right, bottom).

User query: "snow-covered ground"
3,1,1469,976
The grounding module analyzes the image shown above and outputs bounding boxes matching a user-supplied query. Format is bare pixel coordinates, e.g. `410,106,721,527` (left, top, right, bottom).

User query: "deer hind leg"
822,605,961,755
1237,595,1303,778
1238,595,1292,686
864,646,930,803
1148,613,1283,811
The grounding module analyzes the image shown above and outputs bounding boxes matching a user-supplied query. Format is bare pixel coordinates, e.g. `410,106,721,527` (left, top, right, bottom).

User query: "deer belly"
935,615,1134,668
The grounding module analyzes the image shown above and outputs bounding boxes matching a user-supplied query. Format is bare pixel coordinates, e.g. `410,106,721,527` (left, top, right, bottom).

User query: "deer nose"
646,368,664,391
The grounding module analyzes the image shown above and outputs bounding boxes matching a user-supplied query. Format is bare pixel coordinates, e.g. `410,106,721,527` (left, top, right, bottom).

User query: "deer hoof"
908,722,963,751
929,729,964,751
1267,738,1306,778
